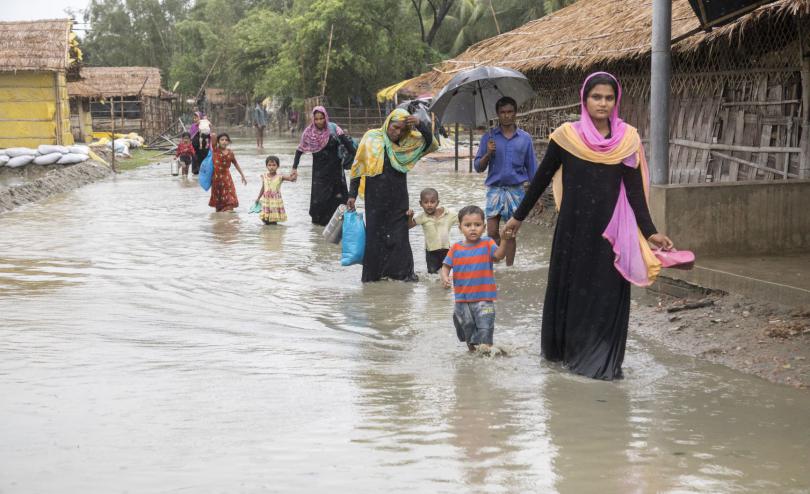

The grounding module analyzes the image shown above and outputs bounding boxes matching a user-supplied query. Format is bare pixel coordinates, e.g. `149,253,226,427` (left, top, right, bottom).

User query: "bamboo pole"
321,24,334,97
454,123,459,172
670,138,800,153
54,73,64,145
110,98,116,173
488,0,501,34
468,126,473,172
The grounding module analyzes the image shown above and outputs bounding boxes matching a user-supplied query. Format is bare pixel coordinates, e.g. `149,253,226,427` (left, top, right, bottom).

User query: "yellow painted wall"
55,72,74,146
0,71,73,148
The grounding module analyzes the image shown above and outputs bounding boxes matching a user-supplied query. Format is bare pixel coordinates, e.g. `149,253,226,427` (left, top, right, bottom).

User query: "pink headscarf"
297,106,344,153
575,72,655,286
572,72,637,167
189,111,203,138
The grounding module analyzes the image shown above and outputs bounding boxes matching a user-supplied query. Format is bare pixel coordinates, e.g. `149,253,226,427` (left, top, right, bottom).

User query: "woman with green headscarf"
347,109,438,282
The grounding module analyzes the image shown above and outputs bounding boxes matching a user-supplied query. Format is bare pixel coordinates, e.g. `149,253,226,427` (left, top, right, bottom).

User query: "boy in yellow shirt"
408,188,459,273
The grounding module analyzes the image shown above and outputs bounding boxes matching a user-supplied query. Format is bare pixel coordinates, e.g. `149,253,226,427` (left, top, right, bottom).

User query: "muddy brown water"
1,137,808,493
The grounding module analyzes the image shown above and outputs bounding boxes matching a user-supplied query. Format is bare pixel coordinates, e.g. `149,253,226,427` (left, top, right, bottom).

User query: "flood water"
1,136,808,493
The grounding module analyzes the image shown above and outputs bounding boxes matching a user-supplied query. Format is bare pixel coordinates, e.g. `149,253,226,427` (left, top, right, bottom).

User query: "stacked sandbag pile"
91,132,144,158
0,145,92,169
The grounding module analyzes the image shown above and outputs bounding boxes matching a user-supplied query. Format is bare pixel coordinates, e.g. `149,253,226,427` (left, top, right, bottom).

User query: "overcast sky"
1,0,90,22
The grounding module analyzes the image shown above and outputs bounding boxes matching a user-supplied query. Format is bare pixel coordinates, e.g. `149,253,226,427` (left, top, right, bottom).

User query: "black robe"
513,139,657,380
191,133,211,175
349,124,433,283
293,134,356,226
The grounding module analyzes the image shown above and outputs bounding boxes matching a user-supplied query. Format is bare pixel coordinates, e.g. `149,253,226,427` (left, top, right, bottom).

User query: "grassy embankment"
113,148,171,171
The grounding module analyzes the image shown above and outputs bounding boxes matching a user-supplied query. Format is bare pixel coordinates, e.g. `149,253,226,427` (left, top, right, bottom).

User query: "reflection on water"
0,137,808,493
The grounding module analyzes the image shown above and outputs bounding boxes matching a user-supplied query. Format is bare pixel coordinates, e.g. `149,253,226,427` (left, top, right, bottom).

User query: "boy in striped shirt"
441,205,514,352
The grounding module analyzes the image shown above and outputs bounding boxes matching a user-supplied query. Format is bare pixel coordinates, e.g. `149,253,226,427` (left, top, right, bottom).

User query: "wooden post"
799,20,810,179
321,24,334,97
53,73,64,145
347,97,352,136
454,122,459,171
76,98,86,143
468,126,474,172
110,98,116,173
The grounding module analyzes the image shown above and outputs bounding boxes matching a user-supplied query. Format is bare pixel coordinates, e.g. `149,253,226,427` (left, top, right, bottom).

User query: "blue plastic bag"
199,149,213,191
341,211,365,266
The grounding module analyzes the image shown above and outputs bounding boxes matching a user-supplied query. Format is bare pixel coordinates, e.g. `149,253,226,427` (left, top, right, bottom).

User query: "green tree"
82,0,190,71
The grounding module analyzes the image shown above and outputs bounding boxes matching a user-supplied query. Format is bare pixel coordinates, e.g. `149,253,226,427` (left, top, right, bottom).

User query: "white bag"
7,155,35,167
38,144,69,155
5,147,38,158
322,204,347,244
57,153,88,165
34,152,63,165
69,145,90,155
0,155,9,165
199,118,211,135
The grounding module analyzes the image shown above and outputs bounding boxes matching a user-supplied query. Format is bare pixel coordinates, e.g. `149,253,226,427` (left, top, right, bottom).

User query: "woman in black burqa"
505,72,675,380
346,109,437,283
291,106,356,226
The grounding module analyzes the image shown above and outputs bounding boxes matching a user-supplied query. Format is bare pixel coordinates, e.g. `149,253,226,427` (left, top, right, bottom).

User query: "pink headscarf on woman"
571,72,637,167
189,111,203,138
297,106,344,153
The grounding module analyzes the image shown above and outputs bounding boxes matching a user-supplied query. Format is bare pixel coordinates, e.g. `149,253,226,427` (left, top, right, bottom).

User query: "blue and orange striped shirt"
443,238,498,303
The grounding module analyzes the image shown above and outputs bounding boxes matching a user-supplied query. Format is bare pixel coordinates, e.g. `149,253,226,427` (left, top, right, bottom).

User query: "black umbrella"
429,66,534,127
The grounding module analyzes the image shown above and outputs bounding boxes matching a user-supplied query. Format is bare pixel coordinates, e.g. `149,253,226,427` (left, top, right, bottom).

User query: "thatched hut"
67,67,176,140
0,19,79,147
409,0,810,183
204,88,248,127
408,0,810,256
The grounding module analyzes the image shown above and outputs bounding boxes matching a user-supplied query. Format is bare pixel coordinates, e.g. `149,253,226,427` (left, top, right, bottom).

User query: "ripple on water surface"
1,137,808,493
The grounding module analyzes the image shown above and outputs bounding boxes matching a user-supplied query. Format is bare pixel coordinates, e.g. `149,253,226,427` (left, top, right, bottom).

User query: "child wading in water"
255,156,292,224
175,132,195,177
407,188,458,274
441,205,513,352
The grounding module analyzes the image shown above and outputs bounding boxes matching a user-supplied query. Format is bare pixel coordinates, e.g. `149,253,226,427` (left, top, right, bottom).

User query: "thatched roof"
0,19,73,72
405,0,809,93
67,67,164,98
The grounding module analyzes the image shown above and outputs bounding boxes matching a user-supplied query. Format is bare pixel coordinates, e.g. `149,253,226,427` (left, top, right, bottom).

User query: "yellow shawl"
350,109,438,197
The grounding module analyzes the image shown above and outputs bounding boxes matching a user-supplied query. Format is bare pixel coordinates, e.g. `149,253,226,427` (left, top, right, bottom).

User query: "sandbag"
198,149,214,191
340,211,365,266
5,147,38,158
0,155,9,165
38,144,69,155
0,149,7,156
7,155,35,167
57,153,88,165
69,145,90,155
34,152,63,165
109,140,129,153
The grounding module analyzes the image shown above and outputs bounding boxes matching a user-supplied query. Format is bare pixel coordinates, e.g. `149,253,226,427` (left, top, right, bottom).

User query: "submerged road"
1,136,808,493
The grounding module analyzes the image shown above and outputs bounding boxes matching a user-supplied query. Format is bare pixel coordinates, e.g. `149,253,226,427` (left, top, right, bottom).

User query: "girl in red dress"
208,133,247,212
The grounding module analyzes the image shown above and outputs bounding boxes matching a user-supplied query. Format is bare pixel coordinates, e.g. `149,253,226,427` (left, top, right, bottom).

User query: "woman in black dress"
190,112,211,175
505,72,674,380
346,109,437,283
292,106,356,225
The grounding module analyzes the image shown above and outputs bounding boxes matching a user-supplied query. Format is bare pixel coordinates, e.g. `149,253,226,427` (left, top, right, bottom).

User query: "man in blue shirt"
473,96,538,265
